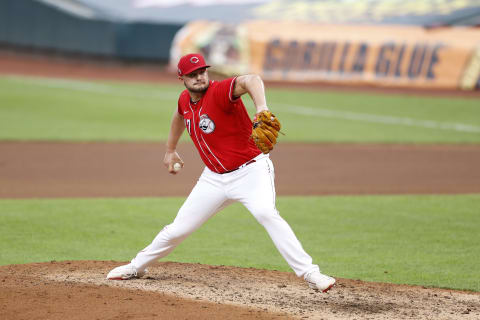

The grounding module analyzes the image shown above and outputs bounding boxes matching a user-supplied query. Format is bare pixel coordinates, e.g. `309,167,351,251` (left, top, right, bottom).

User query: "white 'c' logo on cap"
190,57,200,64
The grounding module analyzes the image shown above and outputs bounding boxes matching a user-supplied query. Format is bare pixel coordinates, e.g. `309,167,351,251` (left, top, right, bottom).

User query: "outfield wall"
0,0,182,61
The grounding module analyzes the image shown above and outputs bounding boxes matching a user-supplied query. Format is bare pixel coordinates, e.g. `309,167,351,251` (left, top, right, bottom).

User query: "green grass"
1,75,479,143
1,195,479,291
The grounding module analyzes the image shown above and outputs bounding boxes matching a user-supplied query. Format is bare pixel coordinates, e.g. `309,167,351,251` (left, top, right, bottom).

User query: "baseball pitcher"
107,53,335,292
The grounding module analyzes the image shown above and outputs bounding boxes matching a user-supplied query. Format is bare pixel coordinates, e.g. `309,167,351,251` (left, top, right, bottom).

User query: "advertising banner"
171,20,480,90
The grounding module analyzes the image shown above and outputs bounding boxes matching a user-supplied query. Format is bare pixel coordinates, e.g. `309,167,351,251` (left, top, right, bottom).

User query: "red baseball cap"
177,53,210,76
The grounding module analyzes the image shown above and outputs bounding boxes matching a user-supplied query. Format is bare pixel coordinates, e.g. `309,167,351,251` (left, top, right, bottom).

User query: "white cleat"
304,270,336,292
106,264,145,280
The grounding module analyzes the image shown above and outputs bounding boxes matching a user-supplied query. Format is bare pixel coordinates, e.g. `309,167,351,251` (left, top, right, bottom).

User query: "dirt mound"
1,261,478,319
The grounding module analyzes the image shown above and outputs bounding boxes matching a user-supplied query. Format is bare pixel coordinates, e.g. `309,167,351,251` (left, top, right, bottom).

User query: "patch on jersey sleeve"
199,114,216,134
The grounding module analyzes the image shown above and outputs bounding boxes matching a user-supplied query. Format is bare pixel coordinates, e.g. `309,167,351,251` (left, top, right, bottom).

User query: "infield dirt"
2,142,480,198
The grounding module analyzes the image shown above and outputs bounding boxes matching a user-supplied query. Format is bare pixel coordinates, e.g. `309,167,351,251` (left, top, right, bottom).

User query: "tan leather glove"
251,110,281,154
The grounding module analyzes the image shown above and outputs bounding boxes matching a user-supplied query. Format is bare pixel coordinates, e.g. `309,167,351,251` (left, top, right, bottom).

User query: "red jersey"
177,77,261,173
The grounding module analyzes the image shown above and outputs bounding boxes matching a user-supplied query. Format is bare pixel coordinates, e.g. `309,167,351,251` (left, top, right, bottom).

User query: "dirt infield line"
2,142,480,198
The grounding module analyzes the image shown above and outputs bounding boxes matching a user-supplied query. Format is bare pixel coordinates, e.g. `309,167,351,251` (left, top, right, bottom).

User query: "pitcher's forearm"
245,75,268,113
233,74,268,113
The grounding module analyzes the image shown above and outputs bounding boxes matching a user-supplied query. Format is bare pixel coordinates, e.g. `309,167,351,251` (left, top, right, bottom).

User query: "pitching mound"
1,261,478,319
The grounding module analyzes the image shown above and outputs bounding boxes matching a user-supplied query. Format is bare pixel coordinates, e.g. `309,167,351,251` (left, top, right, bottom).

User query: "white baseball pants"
131,154,319,277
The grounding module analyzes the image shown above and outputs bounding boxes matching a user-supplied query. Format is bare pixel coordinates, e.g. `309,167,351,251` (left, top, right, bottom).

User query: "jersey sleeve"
177,91,188,116
177,99,182,116
214,77,240,112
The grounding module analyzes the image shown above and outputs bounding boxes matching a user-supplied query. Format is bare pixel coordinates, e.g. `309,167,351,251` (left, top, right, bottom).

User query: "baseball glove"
251,110,282,154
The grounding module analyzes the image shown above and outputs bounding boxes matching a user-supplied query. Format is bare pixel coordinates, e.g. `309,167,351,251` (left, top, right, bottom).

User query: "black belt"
222,159,256,174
